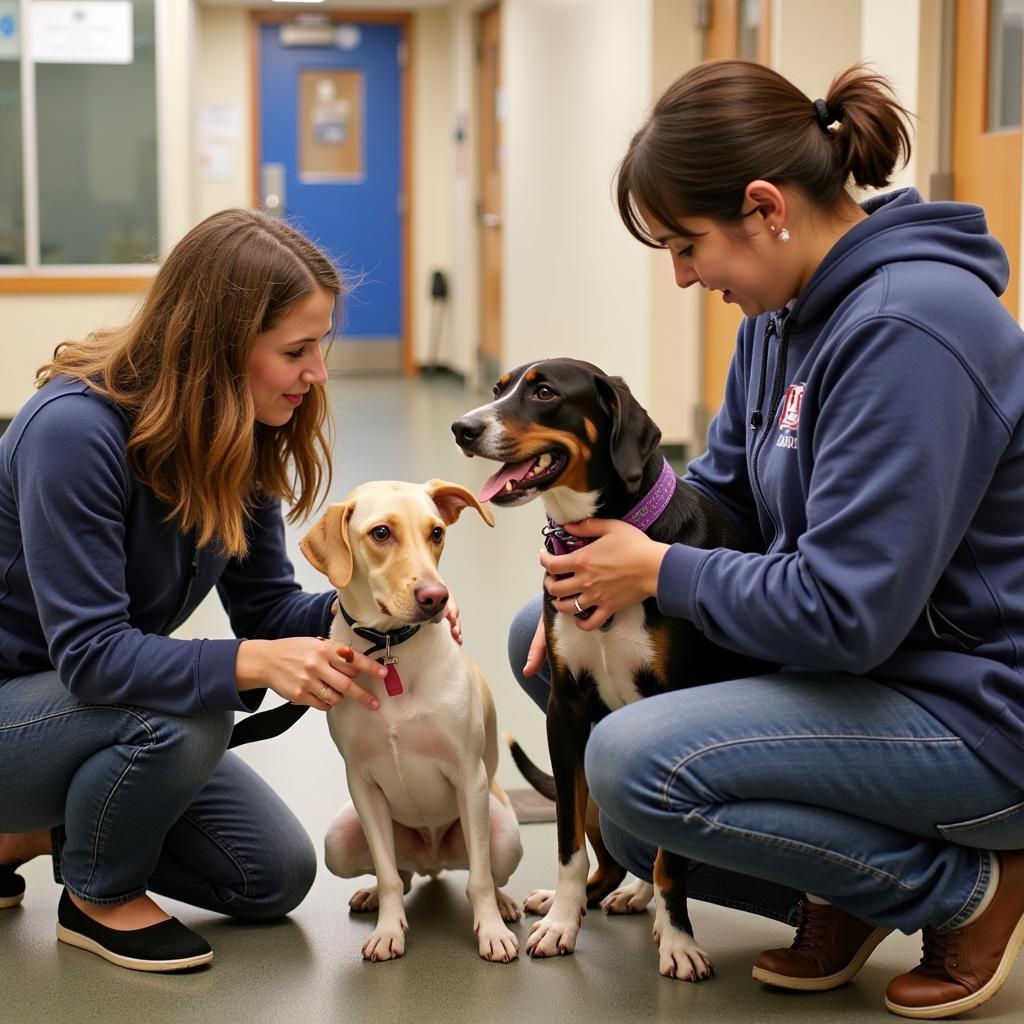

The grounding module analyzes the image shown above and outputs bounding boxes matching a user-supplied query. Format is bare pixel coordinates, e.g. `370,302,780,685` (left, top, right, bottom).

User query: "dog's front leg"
346,772,409,961
456,761,520,963
525,695,590,958
652,848,712,981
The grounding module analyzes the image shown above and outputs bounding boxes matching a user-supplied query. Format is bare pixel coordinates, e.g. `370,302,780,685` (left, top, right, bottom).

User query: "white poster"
0,1,18,61
31,1,133,65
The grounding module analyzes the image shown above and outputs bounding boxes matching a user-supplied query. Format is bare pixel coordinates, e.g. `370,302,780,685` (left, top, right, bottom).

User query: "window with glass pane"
988,0,1024,132
0,1,24,265
35,0,158,265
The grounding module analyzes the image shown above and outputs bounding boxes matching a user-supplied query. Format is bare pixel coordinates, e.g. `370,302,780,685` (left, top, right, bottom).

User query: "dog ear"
298,503,355,588
593,375,662,491
425,480,496,528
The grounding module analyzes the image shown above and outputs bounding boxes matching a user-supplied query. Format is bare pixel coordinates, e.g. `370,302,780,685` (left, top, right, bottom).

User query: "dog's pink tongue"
478,457,537,502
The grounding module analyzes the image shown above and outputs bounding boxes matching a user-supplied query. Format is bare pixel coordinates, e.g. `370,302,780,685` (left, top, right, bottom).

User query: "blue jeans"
509,596,1024,932
0,671,315,914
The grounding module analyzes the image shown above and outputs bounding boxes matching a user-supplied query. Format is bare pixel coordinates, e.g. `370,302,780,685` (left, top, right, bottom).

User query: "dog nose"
414,582,449,615
452,416,484,447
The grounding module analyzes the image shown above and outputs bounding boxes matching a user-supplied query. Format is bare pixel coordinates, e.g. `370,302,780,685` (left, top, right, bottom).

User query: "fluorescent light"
272,1,326,5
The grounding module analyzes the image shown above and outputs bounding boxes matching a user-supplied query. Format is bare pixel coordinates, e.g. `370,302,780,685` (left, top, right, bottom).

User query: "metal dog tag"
379,636,403,696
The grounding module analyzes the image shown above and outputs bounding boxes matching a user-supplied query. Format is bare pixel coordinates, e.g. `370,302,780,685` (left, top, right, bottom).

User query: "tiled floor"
2,374,1022,1023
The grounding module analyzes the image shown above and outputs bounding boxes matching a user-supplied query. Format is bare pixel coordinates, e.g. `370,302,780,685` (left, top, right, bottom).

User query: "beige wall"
502,0,654,406
647,0,704,448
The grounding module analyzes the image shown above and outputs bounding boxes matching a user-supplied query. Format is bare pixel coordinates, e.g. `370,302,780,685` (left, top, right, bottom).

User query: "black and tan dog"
451,358,767,980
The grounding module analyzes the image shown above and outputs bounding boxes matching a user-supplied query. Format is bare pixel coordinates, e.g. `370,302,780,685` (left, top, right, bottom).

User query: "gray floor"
3,374,1023,1022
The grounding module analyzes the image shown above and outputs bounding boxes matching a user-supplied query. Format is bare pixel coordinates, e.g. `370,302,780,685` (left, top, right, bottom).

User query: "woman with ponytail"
511,61,1024,1018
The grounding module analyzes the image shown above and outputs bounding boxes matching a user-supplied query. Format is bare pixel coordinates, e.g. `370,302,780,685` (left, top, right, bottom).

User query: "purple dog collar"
543,457,677,555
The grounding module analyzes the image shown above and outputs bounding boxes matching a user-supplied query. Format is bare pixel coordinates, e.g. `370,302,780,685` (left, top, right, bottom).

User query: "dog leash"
226,609,422,749
542,456,677,555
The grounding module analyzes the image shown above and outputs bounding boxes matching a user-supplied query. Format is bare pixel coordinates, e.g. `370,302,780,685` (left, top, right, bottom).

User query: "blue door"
258,20,404,358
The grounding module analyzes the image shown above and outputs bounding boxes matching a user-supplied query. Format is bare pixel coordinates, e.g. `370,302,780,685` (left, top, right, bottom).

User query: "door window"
988,0,1023,131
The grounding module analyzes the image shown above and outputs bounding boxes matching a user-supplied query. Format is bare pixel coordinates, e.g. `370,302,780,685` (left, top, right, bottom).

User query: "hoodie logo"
777,382,805,449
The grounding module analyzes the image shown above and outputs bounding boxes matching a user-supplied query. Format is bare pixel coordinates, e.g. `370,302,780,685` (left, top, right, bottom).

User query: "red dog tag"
382,660,404,697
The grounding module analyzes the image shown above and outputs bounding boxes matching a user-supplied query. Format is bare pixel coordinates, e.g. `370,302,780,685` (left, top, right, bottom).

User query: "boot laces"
792,899,832,950
921,928,959,971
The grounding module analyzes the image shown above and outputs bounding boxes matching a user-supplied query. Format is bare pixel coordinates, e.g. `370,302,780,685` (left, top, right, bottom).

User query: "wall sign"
31,1,133,65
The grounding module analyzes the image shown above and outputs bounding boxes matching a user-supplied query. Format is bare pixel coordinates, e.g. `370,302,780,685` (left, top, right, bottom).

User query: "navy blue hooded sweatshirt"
659,187,1024,791
0,377,333,714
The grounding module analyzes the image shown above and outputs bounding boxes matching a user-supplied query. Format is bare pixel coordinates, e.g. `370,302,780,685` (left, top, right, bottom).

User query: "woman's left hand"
539,518,670,631
445,592,463,645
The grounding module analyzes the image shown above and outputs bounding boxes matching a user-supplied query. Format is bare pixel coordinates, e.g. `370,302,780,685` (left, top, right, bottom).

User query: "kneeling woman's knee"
167,712,234,786
235,831,317,921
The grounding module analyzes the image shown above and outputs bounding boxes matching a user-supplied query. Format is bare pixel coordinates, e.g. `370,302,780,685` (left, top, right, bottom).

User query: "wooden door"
699,0,772,432
953,0,1022,317
477,5,502,382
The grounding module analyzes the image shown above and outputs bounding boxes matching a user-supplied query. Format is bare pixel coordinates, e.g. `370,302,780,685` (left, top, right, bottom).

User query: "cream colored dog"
299,479,523,963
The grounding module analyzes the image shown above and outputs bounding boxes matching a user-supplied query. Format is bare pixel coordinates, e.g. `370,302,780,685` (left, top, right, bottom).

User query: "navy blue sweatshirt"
660,187,1024,790
0,376,333,714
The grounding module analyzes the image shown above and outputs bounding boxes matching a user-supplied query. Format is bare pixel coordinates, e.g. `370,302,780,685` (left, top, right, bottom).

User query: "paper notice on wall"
31,1,133,65
200,140,235,183
198,103,242,183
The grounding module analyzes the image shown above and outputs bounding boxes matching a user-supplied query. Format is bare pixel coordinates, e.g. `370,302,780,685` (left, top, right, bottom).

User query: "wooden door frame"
952,0,1022,318
249,10,415,375
476,4,502,385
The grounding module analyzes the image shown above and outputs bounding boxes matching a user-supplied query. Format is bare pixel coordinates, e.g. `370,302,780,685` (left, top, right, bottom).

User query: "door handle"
261,163,286,217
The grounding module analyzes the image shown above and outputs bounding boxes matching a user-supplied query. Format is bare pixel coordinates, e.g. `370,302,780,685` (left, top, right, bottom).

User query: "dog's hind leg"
601,878,654,915
652,849,712,981
584,794,627,906
349,873,413,913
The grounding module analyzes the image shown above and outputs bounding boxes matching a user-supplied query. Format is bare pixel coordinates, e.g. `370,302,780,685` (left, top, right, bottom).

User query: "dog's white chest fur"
326,624,478,832
552,604,653,710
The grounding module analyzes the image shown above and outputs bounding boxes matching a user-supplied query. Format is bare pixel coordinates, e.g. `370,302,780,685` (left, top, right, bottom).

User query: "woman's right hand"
236,637,384,711
523,613,547,677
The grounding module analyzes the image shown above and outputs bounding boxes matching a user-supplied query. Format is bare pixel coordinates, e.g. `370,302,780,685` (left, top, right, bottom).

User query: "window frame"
0,0,166,291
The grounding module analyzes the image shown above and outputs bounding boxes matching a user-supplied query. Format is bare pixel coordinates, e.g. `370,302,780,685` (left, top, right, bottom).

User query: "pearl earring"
779,227,791,243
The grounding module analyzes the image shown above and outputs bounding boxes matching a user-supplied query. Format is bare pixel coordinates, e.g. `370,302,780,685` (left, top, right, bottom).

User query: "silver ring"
573,596,584,615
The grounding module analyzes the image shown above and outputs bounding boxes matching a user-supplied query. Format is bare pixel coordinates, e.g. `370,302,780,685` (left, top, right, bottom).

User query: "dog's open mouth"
478,450,567,505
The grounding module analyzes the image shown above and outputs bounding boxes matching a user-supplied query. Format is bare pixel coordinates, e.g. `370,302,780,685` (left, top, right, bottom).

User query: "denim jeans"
508,595,1024,932
0,670,315,915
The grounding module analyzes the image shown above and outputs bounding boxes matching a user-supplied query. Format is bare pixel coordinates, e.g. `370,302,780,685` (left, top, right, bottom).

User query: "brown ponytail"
617,59,913,247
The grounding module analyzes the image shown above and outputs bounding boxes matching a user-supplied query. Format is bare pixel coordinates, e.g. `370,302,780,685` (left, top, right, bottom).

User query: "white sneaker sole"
752,927,894,991
0,891,25,910
56,923,214,973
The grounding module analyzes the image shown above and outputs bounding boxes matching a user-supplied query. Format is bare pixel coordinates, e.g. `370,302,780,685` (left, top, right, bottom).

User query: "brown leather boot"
885,850,1024,1019
752,898,893,991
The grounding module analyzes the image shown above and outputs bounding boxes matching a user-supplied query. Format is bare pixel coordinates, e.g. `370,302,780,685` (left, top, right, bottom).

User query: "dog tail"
504,733,556,801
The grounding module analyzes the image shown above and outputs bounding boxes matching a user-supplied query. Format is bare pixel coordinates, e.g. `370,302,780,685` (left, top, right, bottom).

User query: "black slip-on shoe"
56,889,213,972
0,864,26,909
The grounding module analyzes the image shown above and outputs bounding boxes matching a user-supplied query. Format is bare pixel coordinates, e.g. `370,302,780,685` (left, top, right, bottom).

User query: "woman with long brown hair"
0,209,391,971
511,60,1024,1018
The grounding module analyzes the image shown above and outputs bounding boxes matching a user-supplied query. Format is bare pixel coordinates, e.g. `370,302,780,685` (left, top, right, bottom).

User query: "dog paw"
476,921,520,963
653,923,713,981
601,880,654,915
523,888,555,915
349,886,380,913
525,911,582,958
362,917,409,962
495,888,521,922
